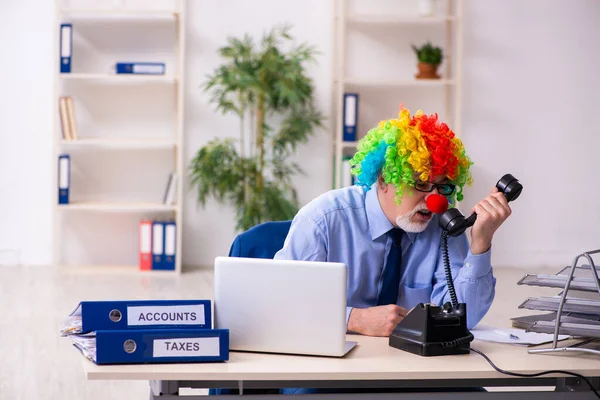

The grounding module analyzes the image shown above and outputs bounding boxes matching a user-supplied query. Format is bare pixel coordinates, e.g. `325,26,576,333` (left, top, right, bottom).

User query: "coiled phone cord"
441,231,459,307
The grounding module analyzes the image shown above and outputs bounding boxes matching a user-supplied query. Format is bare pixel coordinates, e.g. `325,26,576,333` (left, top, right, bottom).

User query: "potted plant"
411,41,443,79
189,26,324,232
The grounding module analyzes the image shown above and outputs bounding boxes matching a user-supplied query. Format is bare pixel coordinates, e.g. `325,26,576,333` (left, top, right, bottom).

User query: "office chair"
227,220,292,259
210,220,292,396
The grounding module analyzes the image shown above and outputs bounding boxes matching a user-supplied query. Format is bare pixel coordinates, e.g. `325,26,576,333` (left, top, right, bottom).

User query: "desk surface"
84,336,600,381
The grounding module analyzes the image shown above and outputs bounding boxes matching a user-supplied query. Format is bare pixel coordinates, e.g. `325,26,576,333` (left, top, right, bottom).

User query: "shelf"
344,78,455,87
59,8,179,20
56,265,178,275
59,138,176,149
346,14,456,25
57,202,177,212
340,141,358,149
60,73,176,84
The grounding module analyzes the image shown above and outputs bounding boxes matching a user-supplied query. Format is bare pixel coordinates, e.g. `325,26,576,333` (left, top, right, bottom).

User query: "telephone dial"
389,174,523,356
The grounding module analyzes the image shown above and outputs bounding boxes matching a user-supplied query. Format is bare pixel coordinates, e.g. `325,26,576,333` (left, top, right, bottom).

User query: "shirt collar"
365,184,394,241
365,184,417,244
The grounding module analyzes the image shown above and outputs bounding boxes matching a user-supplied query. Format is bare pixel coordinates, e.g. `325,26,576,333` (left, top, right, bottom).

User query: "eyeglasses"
413,181,456,196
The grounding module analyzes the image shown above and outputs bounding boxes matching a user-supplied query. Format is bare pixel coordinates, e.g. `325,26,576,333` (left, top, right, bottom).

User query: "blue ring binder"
63,300,213,335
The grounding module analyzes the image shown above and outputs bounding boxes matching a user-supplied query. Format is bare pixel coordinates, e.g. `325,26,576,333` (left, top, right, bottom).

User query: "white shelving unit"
332,0,463,189
52,0,185,273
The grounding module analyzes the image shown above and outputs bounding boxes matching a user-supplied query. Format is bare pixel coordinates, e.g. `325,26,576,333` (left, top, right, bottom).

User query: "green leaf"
272,104,324,155
188,138,243,205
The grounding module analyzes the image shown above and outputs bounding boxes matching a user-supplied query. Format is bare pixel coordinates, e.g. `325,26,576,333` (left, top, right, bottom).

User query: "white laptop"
213,256,358,357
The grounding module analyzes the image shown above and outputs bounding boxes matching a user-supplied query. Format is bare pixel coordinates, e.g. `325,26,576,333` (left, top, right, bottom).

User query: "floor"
0,264,564,399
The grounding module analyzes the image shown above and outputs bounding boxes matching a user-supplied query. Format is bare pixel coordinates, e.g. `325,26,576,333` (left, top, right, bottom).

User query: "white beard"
395,206,431,233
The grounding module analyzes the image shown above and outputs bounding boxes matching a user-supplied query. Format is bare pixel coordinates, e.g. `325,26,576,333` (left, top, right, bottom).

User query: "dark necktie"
376,228,403,306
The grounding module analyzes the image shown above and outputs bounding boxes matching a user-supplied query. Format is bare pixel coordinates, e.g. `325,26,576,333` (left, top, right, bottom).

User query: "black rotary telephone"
389,174,523,356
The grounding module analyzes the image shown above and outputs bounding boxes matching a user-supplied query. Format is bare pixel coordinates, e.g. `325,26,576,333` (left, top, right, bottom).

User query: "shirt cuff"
346,306,353,332
461,248,492,279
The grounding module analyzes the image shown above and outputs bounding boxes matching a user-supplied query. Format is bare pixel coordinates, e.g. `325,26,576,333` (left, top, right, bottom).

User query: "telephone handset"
439,174,523,237
389,174,523,357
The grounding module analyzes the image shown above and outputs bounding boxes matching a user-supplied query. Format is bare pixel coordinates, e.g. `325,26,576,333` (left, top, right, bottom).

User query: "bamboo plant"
189,26,324,231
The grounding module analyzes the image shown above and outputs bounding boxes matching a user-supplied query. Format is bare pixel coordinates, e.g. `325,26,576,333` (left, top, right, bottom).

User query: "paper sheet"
471,324,569,345
70,333,97,362
60,314,83,336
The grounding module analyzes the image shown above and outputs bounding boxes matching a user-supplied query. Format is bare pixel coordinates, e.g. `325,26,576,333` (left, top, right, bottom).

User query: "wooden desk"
83,335,600,399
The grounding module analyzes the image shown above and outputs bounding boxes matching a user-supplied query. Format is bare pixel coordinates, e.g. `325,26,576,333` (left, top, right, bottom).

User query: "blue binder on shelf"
60,23,72,73
152,221,166,269
161,221,176,271
343,93,358,141
73,328,229,365
58,154,70,204
63,300,212,334
116,62,165,75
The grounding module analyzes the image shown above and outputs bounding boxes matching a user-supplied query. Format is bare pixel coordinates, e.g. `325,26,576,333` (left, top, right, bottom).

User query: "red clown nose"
426,194,449,214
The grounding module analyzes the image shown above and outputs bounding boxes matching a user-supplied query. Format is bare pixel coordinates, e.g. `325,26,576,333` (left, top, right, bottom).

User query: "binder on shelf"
71,328,229,365
163,173,177,205
139,220,153,271
58,154,70,204
58,97,72,140
343,93,358,142
65,96,78,139
152,221,165,269
162,221,176,271
60,299,212,335
60,23,72,73
58,96,77,140
116,62,166,75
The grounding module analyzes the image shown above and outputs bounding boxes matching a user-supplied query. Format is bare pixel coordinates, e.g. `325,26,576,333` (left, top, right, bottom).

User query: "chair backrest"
228,220,292,259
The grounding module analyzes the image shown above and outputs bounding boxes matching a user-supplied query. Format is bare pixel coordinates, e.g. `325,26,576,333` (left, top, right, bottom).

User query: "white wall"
0,0,54,266
1,0,600,269
459,0,600,268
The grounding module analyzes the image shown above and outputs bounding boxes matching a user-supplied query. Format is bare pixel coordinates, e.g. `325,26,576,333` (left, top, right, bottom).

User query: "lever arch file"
152,221,165,269
59,23,72,73
58,154,70,204
71,328,229,364
162,221,176,271
116,62,165,75
61,300,212,335
343,93,358,142
139,220,153,271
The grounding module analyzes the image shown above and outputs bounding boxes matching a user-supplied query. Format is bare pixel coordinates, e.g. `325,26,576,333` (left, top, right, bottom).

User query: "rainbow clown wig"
350,107,473,205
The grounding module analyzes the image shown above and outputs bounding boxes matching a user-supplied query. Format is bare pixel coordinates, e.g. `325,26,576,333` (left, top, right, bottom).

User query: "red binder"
139,220,153,270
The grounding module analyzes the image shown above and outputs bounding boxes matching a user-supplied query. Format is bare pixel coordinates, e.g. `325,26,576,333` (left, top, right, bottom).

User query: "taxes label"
153,337,220,357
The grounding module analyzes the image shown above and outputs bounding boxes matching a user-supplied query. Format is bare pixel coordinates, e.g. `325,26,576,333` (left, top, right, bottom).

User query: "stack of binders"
60,300,229,365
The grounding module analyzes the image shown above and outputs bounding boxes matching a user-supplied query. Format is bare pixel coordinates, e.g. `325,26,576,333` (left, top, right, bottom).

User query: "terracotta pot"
415,62,440,79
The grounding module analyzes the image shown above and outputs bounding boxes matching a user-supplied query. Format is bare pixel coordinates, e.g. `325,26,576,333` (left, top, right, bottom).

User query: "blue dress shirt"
273,184,496,330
